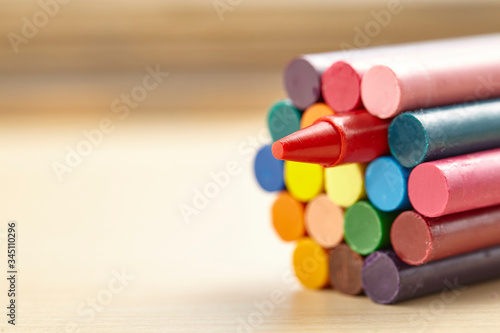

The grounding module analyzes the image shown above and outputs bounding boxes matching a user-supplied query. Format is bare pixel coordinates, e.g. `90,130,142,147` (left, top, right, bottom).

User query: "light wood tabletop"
1,1,500,332
0,113,498,333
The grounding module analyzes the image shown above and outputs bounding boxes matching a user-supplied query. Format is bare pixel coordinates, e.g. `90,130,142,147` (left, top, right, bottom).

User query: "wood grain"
1,1,500,74
1,1,500,332
0,112,498,332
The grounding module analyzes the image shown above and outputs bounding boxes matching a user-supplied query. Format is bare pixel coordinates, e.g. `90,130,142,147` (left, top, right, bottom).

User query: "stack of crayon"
253,33,500,304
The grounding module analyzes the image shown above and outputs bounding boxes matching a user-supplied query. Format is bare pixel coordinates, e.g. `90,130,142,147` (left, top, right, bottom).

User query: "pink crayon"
361,47,500,119
408,148,500,218
286,34,500,111
322,36,500,113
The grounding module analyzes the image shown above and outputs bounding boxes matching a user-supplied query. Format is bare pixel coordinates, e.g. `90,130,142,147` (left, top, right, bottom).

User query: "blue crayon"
365,156,411,212
388,99,500,168
254,145,285,192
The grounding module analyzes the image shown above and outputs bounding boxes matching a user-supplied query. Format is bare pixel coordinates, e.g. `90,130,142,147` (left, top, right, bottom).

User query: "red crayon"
272,110,390,167
408,148,500,218
391,208,500,265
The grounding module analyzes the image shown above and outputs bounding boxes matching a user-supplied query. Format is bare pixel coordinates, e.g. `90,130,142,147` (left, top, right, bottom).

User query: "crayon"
361,50,500,119
284,161,324,202
253,145,285,192
284,53,336,110
321,61,364,113
271,192,306,242
328,244,364,296
408,148,500,218
362,247,500,304
388,99,500,168
325,163,366,208
300,103,335,129
284,33,500,110
267,100,302,142
272,110,390,167
391,207,500,265
293,238,330,289
344,201,399,255
321,43,500,113
304,194,344,249
365,156,411,212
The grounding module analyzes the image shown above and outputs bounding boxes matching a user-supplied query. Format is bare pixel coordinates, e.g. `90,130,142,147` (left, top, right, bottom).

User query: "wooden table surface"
2,1,500,332
0,113,498,333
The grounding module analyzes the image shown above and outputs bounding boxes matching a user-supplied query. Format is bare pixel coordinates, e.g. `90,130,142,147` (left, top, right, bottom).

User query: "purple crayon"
362,247,500,304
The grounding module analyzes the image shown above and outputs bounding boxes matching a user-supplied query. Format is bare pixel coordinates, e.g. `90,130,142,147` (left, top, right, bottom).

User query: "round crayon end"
267,100,302,142
388,113,429,168
322,61,362,112
391,211,433,265
344,201,396,255
329,244,364,295
271,141,284,160
304,194,344,248
272,192,306,242
361,65,401,119
362,251,401,304
254,145,285,192
300,103,335,129
293,238,329,289
408,163,450,217
365,156,411,212
325,163,366,208
285,161,324,202
284,58,321,110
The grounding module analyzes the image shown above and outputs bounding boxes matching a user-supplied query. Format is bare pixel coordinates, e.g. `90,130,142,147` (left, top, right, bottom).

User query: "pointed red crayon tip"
271,121,341,167
272,110,391,167
272,141,285,160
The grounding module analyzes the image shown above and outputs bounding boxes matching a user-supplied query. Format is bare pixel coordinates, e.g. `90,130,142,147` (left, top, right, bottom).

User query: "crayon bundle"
253,33,500,304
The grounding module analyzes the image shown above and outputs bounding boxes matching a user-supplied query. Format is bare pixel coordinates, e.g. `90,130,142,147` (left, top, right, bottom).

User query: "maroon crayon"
362,247,500,304
329,244,364,295
391,208,500,265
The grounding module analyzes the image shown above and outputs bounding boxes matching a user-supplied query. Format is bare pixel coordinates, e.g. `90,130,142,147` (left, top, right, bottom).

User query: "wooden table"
1,1,500,331
0,113,497,332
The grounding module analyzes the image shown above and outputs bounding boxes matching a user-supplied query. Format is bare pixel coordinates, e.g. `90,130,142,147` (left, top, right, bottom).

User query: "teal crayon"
389,99,500,168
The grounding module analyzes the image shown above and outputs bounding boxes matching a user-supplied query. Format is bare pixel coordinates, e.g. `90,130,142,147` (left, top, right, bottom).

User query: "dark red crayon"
391,207,500,265
272,110,390,167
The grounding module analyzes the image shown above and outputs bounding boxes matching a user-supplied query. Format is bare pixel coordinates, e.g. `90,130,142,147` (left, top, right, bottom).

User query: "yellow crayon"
325,163,366,208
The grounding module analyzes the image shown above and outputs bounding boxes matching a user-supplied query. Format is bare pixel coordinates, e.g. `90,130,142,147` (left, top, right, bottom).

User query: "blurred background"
1,0,500,331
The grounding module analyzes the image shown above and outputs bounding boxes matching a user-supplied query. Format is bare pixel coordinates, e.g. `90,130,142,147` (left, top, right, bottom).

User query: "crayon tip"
271,141,285,160
271,121,341,167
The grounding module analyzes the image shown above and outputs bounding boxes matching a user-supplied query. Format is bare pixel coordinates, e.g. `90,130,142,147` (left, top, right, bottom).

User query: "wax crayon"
304,194,344,249
267,100,302,142
271,192,306,242
293,238,330,289
388,99,500,168
284,53,336,110
408,148,500,218
328,244,364,296
321,43,500,113
321,61,364,112
284,161,324,202
344,201,399,255
362,247,500,304
361,49,500,118
284,34,500,110
272,110,390,167
253,145,285,192
300,103,335,129
365,156,411,212
325,163,366,208
391,207,500,265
